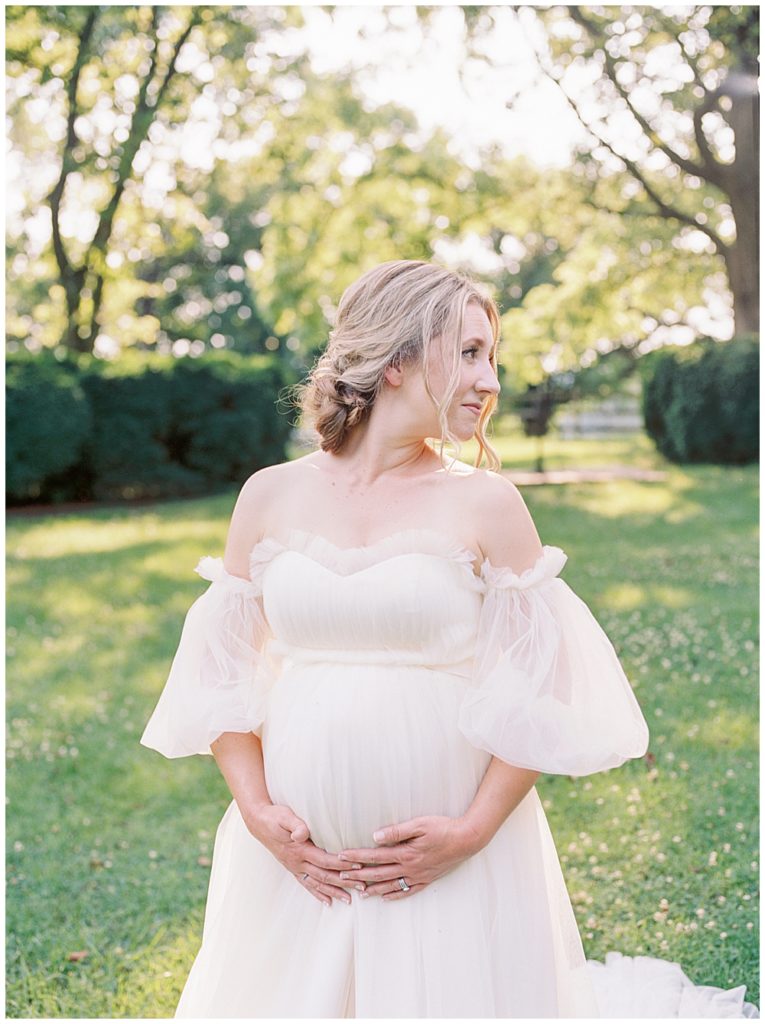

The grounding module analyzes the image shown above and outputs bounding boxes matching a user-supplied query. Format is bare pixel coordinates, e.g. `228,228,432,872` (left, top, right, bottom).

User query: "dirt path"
502,466,667,485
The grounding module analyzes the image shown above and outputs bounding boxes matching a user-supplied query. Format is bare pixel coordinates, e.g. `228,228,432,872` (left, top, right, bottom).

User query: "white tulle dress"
141,528,758,1018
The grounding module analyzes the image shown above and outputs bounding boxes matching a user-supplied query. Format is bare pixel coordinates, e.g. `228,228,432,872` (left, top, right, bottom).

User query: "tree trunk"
721,72,759,335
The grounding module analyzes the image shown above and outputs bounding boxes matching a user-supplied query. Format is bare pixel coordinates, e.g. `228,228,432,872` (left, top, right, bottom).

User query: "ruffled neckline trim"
250,527,481,590
195,530,567,595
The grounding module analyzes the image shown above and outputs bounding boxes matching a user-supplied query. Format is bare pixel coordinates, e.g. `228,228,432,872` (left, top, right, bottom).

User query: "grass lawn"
6,435,759,1016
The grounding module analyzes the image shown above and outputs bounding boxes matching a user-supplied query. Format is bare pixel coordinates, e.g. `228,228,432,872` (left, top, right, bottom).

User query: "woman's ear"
383,358,405,388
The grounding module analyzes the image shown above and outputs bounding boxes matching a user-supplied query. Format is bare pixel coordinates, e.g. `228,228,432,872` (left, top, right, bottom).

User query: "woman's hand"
337,815,481,901
243,802,365,907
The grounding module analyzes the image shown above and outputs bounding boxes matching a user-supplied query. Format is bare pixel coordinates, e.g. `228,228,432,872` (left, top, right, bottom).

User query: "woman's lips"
463,404,482,415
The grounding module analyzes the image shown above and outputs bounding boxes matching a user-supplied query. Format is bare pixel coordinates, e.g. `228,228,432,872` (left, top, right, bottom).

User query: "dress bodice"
256,529,485,674
142,524,649,778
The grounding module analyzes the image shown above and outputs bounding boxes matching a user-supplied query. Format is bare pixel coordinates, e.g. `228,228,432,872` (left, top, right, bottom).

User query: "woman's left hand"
337,815,481,901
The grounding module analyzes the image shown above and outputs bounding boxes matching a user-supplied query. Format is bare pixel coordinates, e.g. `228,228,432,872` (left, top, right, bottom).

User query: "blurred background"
5,5,759,1017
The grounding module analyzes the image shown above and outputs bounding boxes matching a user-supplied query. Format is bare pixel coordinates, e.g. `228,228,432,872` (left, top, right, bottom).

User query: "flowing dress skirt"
176,662,597,1017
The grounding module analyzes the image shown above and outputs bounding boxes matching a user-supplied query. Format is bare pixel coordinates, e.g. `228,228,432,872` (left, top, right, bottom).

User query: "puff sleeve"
458,545,649,776
140,556,276,758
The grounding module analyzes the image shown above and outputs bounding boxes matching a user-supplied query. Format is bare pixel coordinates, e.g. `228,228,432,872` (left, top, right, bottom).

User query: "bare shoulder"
462,468,544,573
223,458,309,576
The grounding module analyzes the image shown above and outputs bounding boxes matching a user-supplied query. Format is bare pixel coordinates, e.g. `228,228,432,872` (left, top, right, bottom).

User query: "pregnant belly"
261,662,491,852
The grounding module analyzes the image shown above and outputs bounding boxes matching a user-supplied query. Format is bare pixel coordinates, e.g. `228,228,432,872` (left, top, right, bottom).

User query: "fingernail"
355,883,365,891
359,891,370,899
339,872,350,880
373,830,385,842
350,863,362,870
342,897,351,905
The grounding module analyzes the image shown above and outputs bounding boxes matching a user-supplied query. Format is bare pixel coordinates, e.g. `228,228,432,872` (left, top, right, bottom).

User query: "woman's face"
427,302,500,442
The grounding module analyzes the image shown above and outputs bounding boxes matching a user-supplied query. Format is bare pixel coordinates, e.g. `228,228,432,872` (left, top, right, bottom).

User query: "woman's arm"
456,758,540,852
212,731,361,906
211,471,362,906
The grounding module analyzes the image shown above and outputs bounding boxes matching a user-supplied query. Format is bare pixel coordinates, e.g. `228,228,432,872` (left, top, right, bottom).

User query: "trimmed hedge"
6,356,93,503
6,351,295,505
642,335,759,465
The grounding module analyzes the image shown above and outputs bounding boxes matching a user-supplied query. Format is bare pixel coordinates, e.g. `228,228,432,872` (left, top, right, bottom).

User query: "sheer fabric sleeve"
140,556,275,759
458,545,649,776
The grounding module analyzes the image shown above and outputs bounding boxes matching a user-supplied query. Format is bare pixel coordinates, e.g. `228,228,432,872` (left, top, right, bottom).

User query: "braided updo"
295,260,501,468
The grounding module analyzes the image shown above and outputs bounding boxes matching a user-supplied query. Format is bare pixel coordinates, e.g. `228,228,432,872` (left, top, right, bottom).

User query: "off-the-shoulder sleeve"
458,545,649,776
140,556,276,758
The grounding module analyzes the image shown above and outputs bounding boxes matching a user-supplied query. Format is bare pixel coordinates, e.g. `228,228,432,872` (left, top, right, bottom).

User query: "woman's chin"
449,423,478,443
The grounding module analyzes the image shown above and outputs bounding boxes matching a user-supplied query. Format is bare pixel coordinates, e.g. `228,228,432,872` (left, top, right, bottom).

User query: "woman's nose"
477,367,501,395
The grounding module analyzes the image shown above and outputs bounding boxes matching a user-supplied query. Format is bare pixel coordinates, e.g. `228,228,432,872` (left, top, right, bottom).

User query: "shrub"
6,356,92,503
6,351,296,504
79,352,295,501
641,335,759,465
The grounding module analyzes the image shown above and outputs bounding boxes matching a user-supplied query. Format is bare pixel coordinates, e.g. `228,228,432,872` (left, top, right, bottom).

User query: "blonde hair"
295,260,502,471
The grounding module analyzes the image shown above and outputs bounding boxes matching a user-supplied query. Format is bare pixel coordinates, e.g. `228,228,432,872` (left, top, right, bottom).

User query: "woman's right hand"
243,801,364,906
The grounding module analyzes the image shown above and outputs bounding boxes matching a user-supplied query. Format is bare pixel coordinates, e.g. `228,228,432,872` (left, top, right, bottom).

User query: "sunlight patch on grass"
599,583,646,611
699,708,758,751
648,585,697,609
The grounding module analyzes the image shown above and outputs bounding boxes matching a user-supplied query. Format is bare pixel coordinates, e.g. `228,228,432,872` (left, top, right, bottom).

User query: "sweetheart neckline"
269,547,486,587
245,527,568,590
284,526,479,562
196,532,568,592
249,527,483,585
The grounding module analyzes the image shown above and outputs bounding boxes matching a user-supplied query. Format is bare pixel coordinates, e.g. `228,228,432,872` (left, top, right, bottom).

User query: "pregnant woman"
141,260,757,1017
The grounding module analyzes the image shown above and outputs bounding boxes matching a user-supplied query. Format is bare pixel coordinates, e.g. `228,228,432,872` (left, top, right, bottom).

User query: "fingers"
308,847,363,872
339,864,402,883
309,865,367,891
382,882,426,902
298,867,426,905
353,875,427,900
371,819,424,845
360,873,425,898
297,872,361,906
290,822,310,842
271,805,310,841
339,821,425,861
283,810,310,843
339,846,405,866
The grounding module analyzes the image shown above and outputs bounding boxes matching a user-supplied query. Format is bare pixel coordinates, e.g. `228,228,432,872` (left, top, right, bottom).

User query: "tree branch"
47,6,98,289
625,305,701,335
89,8,200,259
692,89,728,188
569,7,707,180
519,9,729,256
152,8,200,109
654,11,708,95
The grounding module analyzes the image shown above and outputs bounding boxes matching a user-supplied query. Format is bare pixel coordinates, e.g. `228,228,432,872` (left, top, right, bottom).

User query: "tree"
5,5,314,355
7,6,208,353
7,6,494,363
514,5,759,335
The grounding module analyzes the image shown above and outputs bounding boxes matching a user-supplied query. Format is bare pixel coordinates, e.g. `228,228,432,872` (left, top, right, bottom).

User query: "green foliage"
7,3,753,386
79,352,296,501
641,337,759,465
6,354,93,502
5,352,295,505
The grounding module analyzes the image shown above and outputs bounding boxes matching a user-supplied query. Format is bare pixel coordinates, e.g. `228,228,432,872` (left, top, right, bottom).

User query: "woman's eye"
462,346,479,358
